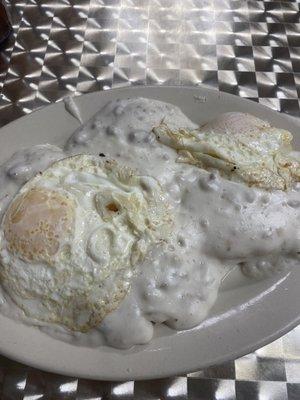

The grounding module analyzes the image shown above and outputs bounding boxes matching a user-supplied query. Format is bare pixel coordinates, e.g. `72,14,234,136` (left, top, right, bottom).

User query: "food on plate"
0,155,171,331
154,112,300,190
0,98,298,349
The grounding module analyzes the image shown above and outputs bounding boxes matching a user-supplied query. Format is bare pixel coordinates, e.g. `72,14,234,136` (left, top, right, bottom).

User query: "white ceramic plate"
0,86,299,380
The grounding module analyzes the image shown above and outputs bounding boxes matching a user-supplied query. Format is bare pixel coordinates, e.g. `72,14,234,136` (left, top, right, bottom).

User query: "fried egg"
153,112,300,190
0,155,172,332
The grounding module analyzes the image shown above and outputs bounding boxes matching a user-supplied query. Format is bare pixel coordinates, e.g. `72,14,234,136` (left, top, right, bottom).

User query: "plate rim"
0,85,299,380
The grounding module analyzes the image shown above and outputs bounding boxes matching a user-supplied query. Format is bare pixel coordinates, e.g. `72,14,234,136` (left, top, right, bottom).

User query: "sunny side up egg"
154,112,300,191
0,154,172,332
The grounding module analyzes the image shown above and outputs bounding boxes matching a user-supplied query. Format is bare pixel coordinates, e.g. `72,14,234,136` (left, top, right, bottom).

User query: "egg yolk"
3,188,74,263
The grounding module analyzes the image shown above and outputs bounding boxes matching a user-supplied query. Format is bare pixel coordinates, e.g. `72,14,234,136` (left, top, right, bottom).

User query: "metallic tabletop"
0,0,300,399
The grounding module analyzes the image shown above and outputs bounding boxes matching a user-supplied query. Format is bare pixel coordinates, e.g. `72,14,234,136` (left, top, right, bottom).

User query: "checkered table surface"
0,0,300,399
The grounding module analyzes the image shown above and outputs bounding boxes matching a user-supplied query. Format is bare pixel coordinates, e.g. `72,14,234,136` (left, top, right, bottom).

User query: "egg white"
0,154,172,331
153,112,300,190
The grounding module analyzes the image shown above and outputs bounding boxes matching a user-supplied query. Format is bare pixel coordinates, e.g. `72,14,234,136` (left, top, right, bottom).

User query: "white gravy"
0,98,299,349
